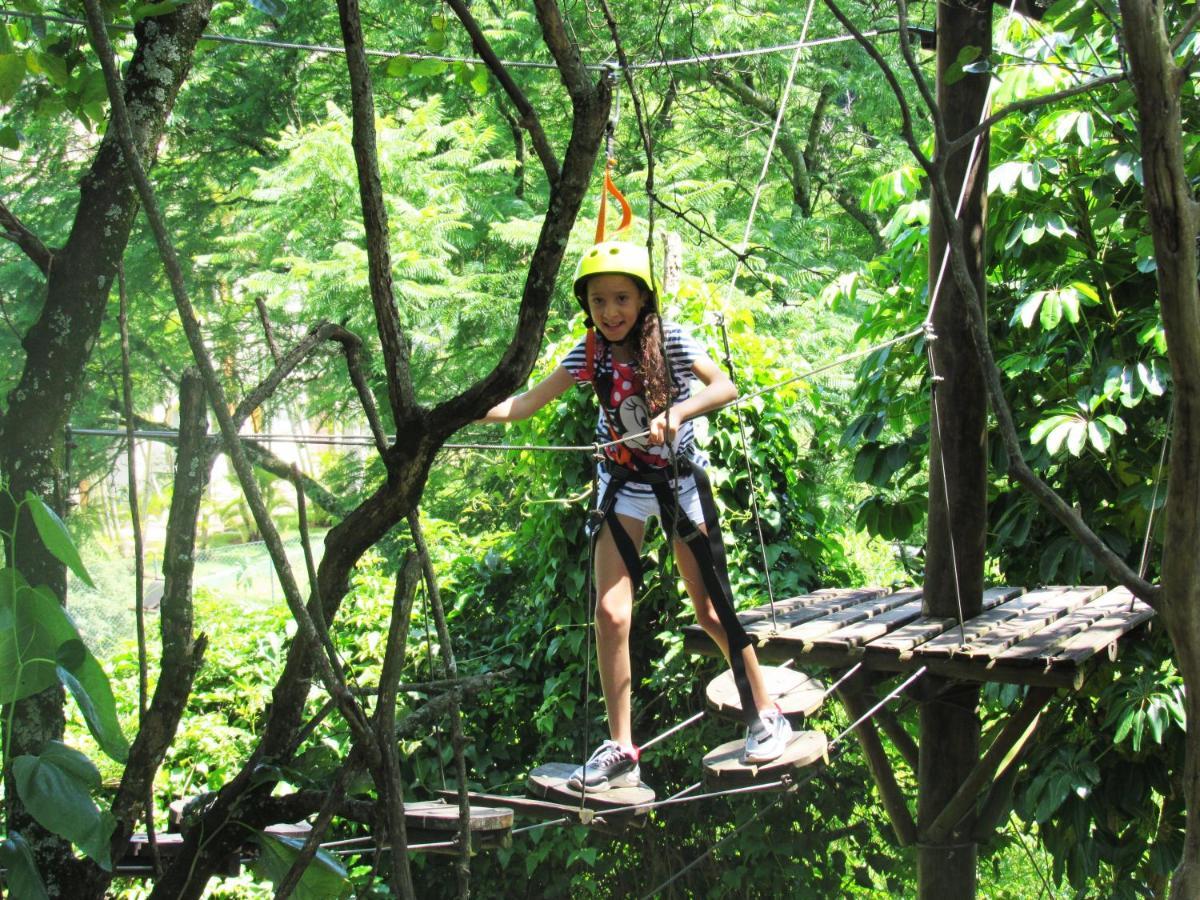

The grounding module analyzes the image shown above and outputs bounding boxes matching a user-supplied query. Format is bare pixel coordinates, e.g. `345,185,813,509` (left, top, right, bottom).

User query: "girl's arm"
647,355,737,445
481,365,575,422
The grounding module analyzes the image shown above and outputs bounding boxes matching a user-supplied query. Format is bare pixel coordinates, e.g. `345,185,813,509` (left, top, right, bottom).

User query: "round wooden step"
702,730,828,786
705,666,826,721
527,762,655,814
403,800,513,832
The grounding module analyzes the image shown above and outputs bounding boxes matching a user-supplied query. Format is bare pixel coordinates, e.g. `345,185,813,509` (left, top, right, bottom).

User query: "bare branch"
0,198,53,274
710,69,814,213
330,330,390,456
82,0,380,764
946,73,1125,155
534,0,594,105
232,322,352,426
823,0,934,175
1170,5,1200,53
446,0,561,183
335,0,418,427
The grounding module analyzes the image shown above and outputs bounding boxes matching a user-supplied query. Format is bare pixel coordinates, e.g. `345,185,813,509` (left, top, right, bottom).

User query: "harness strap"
649,470,758,726
589,462,761,727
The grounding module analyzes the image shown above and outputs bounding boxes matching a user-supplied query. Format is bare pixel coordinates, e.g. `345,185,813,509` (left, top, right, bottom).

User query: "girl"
483,240,791,792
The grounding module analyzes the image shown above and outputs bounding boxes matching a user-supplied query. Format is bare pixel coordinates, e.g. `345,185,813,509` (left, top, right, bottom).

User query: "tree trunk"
0,6,214,893
1116,3,1200,897
919,1,991,897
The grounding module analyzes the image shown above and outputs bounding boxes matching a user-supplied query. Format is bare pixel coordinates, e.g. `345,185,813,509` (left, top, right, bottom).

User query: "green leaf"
425,29,447,52
1076,112,1094,146
24,492,94,588
251,832,351,900
0,53,25,104
1138,359,1167,396
248,0,288,19
58,657,129,763
1039,290,1062,330
12,742,114,870
0,832,50,900
0,125,18,149
0,579,73,703
385,56,411,78
470,64,489,96
0,835,49,897
411,58,448,78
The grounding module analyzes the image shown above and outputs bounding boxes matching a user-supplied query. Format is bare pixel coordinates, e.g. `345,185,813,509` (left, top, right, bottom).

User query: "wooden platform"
527,762,655,815
706,665,825,721
684,585,1154,689
702,730,828,786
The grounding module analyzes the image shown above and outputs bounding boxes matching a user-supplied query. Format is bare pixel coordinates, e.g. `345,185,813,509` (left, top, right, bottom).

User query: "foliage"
0,486,127,887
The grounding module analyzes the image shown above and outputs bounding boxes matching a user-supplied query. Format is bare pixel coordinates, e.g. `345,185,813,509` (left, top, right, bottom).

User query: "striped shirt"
561,321,712,480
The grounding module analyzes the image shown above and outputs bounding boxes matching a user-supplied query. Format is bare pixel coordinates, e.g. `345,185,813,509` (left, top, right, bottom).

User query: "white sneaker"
567,740,641,793
742,708,793,764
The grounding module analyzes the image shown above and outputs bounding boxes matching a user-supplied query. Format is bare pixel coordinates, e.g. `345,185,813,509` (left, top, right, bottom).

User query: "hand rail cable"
0,7,883,71
69,325,926,455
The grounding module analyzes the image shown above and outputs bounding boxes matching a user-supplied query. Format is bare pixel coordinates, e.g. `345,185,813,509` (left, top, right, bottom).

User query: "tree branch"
0,198,53,274
83,0,380,770
446,0,560,183
830,0,1160,607
232,322,357,426
710,69,814,214
335,0,418,428
946,73,1125,155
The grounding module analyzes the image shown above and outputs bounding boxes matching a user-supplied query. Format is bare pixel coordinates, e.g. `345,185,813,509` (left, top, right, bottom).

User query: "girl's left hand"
648,411,677,446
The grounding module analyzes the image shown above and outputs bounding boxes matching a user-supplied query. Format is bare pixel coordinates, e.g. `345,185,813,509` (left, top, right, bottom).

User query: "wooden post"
920,1,992,898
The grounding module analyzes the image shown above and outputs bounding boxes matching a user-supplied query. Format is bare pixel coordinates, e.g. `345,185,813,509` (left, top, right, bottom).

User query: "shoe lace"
586,741,627,769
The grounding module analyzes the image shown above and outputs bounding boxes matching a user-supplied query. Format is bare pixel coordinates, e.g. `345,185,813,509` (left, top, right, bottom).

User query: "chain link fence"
69,537,319,661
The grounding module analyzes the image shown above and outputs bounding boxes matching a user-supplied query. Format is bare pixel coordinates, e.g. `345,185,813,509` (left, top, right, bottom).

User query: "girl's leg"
594,514,646,746
673,530,774,716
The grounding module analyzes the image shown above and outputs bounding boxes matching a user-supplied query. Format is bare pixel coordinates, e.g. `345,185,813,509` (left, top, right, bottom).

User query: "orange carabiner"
594,157,633,244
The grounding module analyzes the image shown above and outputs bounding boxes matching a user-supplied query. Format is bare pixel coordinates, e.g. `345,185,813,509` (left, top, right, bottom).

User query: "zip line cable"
0,7,883,72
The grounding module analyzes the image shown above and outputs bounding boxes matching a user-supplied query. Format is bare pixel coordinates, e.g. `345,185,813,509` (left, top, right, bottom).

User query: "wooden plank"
993,588,1142,664
703,730,828,786
1051,600,1155,666
743,587,891,637
944,586,1106,661
915,588,1073,657
773,590,919,644
865,587,1023,657
802,590,924,650
435,790,587,823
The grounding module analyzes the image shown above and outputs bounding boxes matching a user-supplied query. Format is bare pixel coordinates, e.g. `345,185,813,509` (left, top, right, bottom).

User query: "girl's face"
586,273,647,343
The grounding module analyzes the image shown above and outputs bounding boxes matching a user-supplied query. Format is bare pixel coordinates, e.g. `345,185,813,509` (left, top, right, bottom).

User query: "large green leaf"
0,579,70,703
0,568,127,757
0,832,50,900
0,53,25,104
58,658,130,763
23,491,94,588
251,832,351,900
12,742,114,871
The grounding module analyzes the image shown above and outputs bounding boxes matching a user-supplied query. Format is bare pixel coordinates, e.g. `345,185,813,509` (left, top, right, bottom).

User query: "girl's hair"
630,306,672,413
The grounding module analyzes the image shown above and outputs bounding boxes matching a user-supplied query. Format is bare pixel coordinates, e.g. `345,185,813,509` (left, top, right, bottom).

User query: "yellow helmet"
572,241,656,313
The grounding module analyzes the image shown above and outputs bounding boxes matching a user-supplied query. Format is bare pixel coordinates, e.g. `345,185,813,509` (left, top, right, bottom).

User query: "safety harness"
579,336,760,727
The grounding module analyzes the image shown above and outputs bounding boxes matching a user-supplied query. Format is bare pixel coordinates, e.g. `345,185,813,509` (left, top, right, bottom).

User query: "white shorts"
597,470,705,526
